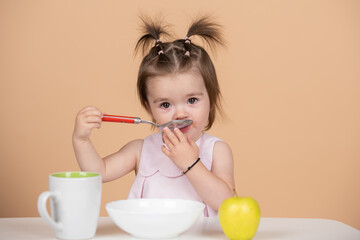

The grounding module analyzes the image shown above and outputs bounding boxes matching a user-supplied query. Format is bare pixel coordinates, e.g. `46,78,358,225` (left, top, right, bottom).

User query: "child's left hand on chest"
161,127,199,171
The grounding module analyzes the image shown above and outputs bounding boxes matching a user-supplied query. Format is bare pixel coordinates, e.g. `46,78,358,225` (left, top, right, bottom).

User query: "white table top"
1,216,359,239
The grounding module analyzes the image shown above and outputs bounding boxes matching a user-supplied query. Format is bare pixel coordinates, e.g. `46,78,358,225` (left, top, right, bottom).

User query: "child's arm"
72,106,141,182
162,128,235,211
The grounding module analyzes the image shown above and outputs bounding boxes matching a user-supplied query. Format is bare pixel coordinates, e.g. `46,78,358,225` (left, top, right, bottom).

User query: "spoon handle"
102,114,141,124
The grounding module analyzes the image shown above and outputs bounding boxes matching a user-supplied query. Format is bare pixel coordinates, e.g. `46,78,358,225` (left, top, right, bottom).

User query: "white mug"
37,172,102,239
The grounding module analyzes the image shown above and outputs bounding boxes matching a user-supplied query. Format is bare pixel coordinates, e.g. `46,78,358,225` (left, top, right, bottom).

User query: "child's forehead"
146,72,206,99
149,69,202,83
147,71,204,89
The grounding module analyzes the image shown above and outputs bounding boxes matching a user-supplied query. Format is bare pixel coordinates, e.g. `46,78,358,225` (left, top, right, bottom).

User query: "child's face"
146,70,210,141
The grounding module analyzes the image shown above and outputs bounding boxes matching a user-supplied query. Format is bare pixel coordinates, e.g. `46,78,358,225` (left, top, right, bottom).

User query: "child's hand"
73,106,103,142
161,127,199,171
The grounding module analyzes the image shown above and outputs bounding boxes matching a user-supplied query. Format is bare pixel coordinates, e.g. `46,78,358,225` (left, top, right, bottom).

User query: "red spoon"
102,114,192,131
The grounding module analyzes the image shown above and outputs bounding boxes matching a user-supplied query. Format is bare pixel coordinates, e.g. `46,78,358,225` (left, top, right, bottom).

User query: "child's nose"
174,107,189,120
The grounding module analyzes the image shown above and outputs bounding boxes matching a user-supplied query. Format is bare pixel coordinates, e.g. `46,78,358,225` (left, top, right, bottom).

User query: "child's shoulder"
214,140,232,152
202,133,227,145
212,139,233,167
205,134,231,155
200,133,232,154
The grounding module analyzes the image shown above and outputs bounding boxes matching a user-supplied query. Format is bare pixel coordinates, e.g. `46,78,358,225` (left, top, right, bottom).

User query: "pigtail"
181,16,225,130
185,16,225,52
134,16,170,56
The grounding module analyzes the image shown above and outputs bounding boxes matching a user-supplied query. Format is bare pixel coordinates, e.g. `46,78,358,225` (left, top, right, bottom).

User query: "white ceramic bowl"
106,198,205,239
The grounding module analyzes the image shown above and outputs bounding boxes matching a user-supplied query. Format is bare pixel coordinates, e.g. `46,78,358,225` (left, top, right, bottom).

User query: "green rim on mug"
52,172,99,178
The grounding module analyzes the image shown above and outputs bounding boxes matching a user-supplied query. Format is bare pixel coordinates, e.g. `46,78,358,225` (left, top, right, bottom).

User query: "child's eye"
160,102,171,109
188,98,198,104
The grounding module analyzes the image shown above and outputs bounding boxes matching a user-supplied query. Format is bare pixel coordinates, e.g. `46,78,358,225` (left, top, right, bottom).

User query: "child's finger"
80,106,98,114
161,145,171,157
78,106,103,117
163,127,179,144
84,109,103,118
162,134,174,150
173,128,187,142
87,123,101,129
85,116,102,123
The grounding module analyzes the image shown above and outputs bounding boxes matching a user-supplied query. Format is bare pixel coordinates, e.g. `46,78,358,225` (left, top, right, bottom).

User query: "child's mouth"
179,124,191,133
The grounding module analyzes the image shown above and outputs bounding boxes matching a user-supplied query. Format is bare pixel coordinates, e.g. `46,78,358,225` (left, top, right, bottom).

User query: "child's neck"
194,132,205,142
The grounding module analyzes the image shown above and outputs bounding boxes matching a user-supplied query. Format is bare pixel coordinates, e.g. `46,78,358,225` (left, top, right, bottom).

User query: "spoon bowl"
142,119,193,130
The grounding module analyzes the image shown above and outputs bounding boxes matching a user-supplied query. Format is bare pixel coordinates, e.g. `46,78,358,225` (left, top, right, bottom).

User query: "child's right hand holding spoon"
73,106,103,142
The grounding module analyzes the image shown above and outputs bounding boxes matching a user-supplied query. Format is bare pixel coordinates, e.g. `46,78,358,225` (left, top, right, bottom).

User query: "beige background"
1,0,359,230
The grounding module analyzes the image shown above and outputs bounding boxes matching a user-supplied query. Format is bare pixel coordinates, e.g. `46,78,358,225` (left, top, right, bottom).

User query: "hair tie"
155,39,164,55
184,36,191,44
184,36,191,57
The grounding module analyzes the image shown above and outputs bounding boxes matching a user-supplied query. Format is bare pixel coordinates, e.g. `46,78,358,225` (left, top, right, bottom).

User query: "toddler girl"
73,16,235,216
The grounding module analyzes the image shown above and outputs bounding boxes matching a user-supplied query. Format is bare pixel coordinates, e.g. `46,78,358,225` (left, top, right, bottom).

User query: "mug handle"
37,191,63,231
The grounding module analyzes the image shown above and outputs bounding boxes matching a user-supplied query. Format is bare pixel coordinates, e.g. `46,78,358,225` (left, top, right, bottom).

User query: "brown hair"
135,15,224,130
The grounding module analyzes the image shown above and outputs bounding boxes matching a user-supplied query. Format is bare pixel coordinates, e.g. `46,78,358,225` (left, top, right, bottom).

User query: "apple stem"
233,188,238,197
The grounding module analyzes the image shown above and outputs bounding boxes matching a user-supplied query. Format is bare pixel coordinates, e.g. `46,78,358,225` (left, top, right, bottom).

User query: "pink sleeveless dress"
127,132,222,217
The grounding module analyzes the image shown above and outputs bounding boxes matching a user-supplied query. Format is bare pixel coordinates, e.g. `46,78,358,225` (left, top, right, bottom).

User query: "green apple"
219,190,261,240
